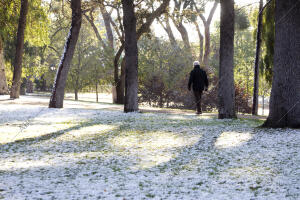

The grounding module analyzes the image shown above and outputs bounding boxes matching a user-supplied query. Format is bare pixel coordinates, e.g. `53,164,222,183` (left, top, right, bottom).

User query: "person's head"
193,61,200,68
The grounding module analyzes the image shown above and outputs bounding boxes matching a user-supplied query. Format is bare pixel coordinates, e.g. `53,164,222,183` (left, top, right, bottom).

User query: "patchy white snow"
0,95,299,199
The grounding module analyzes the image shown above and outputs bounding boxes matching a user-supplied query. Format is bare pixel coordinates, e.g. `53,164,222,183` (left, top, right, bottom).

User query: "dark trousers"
193,90,203,113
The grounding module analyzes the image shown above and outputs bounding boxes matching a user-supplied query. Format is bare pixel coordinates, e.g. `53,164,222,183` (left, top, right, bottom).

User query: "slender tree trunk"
122,0,138,112
10,0,29,99
194,21,204,63
203,25,211,67
96,83,98,102
26,77,33,93
218,0,236,119
100,4,114,49
159,15,177,47
0,37,8,95
262,95,265,115
263,0,300,128
252,0,263,115
113,45,124,104
49,0,82,108
173,20,190,49
116,59,125,104
74,88,78,100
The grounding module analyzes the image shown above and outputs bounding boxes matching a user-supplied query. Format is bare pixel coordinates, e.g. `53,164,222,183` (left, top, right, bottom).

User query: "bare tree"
10,0,29,99
263,0,300,128
218,0,236,119
49,0,82,108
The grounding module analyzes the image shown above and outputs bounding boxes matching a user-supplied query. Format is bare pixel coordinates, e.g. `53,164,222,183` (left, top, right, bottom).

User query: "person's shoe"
196,111,202,115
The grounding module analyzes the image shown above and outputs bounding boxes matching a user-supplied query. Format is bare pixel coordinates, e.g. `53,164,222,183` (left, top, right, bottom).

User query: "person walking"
188,61,209,114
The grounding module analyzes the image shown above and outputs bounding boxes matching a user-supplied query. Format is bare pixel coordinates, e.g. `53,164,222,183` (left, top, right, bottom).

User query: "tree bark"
122,0,138,112
26,78,33,93
202,1,218,68
158,15,177,47
0,37,8,95
218,0,236,119
10,0,29,99
49,0,82,108
194,21,204,63
116,59,126,104
252,0,263,115
172,19,190,49
263,0,300,128
74,87,78,100
114,0,170,105
100,4,114,49
96,82,98,102
84,12,107,48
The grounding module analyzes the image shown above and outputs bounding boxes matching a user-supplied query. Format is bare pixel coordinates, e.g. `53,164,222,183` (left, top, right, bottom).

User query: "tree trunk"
116,59,125,104
194,21,204,63
74,88,78,100
262,95,265,115
203,25,211,67
263,0,300,128
173,20,190,49
218,0,236,119
113,45,124,104
252,0,263,115
96,83,98,102
10,0,29,99
26,77,33,93
159,15,177,47
0,37,8,95
100,4,114,49
49,0,82,108
122,0,138,112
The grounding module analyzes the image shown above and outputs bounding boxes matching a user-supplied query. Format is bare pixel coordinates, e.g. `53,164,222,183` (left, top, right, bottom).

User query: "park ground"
0,94,299,199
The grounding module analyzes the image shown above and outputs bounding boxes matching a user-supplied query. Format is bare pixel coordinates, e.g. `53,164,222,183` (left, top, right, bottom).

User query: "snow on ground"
0,95,299,200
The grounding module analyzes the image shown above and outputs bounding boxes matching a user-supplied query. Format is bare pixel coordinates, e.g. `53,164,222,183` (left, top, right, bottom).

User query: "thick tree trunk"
49,0,82,108
122,0,138,112
0,37,8,95
10,0,29,99
252,0,263,115
218,0,236,119
263,0,300,128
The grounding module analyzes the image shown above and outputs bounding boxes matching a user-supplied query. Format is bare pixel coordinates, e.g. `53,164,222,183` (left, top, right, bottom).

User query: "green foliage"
234,30,255,97
66,20,114,95
138,36,191,107
235,7,250,30
261,0,275,85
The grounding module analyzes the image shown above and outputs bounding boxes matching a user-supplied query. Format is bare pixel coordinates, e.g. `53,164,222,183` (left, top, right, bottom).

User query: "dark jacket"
188,65,208,91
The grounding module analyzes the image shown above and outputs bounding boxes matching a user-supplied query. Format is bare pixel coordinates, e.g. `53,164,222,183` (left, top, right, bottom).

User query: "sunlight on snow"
214,131,253,149
0,159,52,171
0,123,76,144
223,166,275,182
110,131,201,169
58,124,117,141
